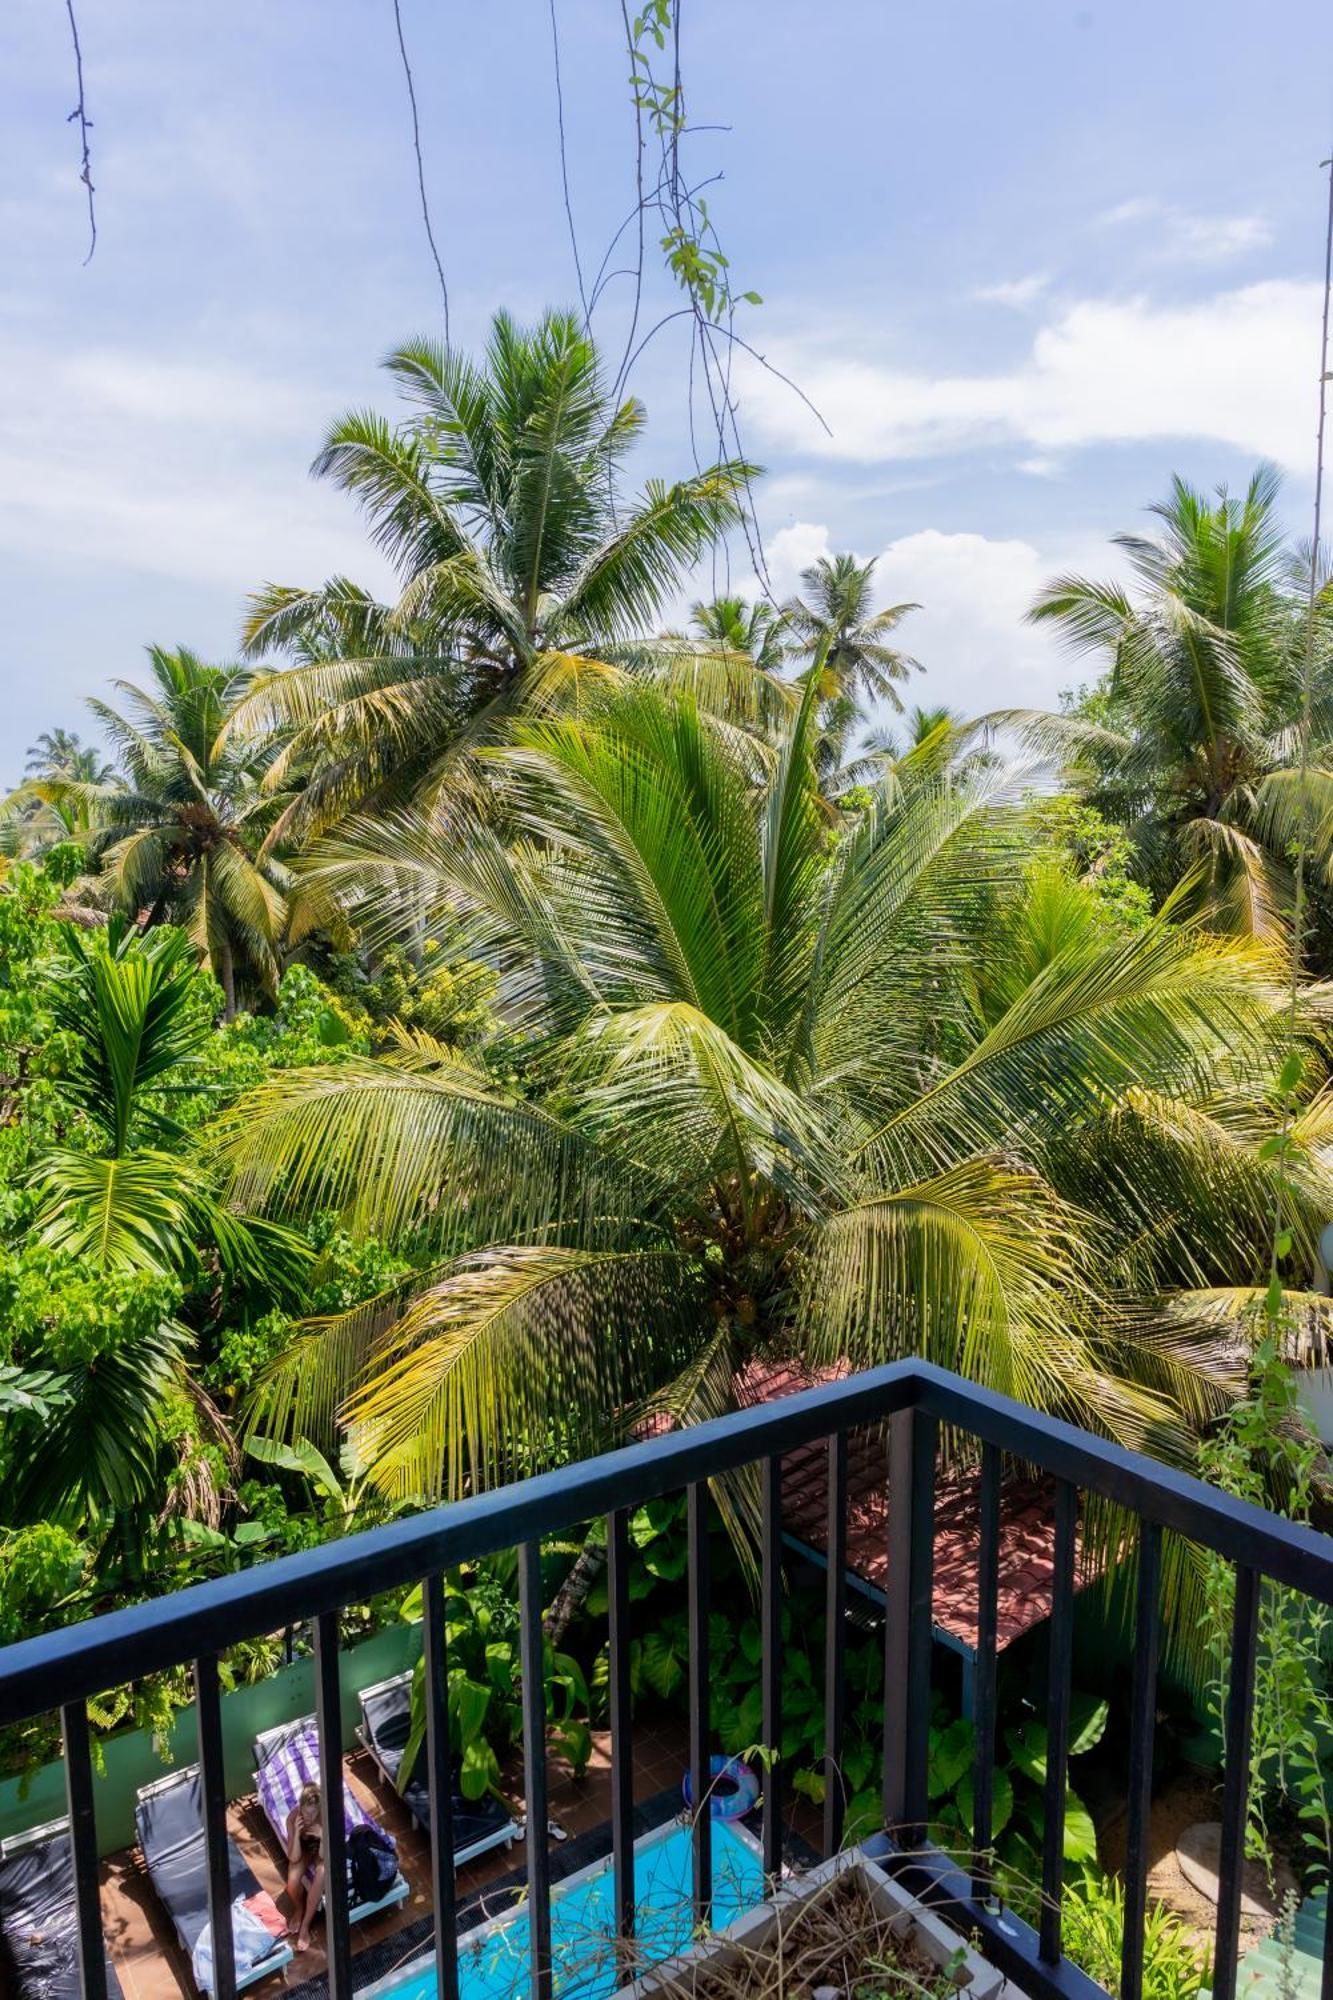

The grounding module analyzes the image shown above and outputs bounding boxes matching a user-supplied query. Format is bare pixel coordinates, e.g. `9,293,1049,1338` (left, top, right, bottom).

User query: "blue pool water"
369,1817,765,2000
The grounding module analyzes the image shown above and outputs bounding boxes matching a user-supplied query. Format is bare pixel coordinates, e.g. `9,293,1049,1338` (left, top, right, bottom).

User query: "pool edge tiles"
363,1814,765,2000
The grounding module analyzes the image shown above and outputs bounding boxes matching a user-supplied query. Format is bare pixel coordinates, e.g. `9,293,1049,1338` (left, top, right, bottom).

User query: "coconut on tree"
218,674,1322,1593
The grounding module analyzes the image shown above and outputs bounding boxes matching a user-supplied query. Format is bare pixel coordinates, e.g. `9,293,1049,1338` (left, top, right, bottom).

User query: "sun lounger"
355,1671,519,1862
0,1815,124,2000
251,1716,410,1924
134,1768,293,1994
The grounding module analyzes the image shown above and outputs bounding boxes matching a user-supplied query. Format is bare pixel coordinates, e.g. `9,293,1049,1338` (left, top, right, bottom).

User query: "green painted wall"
0,1620,422,1858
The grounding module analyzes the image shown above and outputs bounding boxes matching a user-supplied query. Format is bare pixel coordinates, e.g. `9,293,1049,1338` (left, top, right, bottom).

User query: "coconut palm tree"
236,309,754,841
782,553,920,781
1,732,121,858
784,553,919,702
25,731,118,786
1010,466,1333,942
14,648,291,1015
217,676,1324,1523
676,595,789,674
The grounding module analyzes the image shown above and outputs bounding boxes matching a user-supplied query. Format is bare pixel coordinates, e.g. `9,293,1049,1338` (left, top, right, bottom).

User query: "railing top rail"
911,1365,1333,1599
0,1360,917,1727
1,1358,1331,1728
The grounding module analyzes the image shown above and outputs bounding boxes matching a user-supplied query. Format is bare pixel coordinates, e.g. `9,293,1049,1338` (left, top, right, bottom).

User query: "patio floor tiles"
99,1721,693,1998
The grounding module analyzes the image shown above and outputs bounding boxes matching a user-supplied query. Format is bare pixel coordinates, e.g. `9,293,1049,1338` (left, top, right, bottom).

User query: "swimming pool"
364,1815,765,2000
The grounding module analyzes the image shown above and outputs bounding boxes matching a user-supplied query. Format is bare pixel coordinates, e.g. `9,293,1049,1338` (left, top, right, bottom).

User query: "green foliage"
220,677,1322,1517
0,1248,179,1369
397,1565,592,1798
13,645,292,1006
1061,1867,1208,2000
206,1216,407,1399
1020,466,1333,947
1029,796,1154,931
325,940,497,1050
1199,1330,1333,1883
0,1523,88,1644
237,308,750,840
182,962,369,1123
611,1522,1105,1883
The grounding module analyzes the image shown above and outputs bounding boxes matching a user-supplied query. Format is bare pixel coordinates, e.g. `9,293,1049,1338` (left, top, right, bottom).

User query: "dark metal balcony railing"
2,1358,1333,2000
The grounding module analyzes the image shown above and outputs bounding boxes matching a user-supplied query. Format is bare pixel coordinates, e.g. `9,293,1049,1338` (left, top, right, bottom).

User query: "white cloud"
871,529,1078,717
0,337,392,600
1099,197,1272,263
1101,198,1158,227
762,521,840,600
738,280,1318,469
750,521,1100,721
974,274,1049,309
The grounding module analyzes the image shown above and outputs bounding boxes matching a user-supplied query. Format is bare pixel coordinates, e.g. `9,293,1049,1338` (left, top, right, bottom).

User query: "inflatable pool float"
681,1755,760,1820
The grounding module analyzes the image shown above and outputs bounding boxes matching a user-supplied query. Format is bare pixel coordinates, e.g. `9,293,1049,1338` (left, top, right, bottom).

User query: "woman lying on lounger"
285,1782,325,1950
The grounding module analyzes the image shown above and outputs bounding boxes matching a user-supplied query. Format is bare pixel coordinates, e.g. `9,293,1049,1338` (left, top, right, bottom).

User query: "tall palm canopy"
13,922,305,1527
679,594,788,674
24,730,118,786
218,678,1324,1508
236,309,753,838
10,647,288,1013
784,552,919,710
1015,465,1333,941
2,731,121,858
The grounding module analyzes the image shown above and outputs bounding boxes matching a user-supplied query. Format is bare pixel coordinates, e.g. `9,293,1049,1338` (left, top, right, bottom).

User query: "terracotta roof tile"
736,1358,1094,1654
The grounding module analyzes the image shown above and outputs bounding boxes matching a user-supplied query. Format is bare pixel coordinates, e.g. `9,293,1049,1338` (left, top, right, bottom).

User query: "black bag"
346,1822,398,1904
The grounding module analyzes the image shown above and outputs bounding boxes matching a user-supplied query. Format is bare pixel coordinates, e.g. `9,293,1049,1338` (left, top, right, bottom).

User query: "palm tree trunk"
217,937,237,1022
543,1533,607,1645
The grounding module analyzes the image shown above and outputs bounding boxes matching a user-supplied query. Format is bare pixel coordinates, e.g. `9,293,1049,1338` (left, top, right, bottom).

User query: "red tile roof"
734,1358,1092,1654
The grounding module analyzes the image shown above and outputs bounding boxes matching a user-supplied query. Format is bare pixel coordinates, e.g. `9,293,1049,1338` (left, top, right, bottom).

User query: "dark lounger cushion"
362,1677,513,1853
401,1776,513,1850
134,1772,261,1957
0,1830,124,2000
360,1680,412,1787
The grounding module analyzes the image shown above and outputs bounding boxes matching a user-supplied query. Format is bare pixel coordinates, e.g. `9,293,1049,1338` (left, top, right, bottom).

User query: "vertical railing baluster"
1213,1566,1261,2000
60,1698,108,2000
823,1430,849,1859
761,1452,784,1881
687,1480,712,1926
970,1443,1001,1904
1321,1869,1333,2000
608,1508,635,1961
194,1653,237,2000
314,1609,352,2000
423,1572,459,2000
1038,1479,1077,1964
1121,1519,1162,2000
519,1539,553,2000
883,1407,937,1846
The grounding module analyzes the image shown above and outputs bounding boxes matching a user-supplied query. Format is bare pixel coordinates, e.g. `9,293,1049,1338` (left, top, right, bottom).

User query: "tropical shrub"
396,1565,592,1797
1061,1867,1207,2000
221,678,1329,1525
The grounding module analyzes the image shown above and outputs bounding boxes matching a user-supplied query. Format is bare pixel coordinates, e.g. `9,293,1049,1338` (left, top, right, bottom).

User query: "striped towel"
254,1721,389,1854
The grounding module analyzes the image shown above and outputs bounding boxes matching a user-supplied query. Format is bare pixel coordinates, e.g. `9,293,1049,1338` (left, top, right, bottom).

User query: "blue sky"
2,0,1331,779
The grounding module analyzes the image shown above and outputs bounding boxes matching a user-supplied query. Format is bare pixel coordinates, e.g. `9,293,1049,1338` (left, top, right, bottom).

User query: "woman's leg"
297,1861,325,1950
285,1863,304,1935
